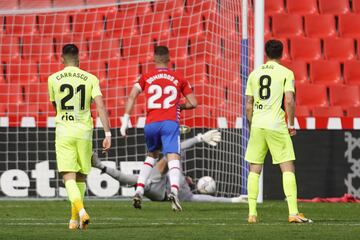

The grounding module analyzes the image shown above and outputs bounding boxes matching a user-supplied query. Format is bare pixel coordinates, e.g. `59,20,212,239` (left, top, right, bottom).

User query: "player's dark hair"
154,46,169,56
265,40,283,59
154,46,170,63
62,44,79,57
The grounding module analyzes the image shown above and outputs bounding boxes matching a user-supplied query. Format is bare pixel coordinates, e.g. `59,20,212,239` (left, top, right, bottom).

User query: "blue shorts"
144,120,180,155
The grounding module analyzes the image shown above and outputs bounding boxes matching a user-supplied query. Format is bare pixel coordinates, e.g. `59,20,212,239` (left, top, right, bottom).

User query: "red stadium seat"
39,59,62,82
89,37,120,60
80,60,107,81
54,35,88,60
312,106,344,117
0,84,24,104
119,2,151,15
304,15,336,38
139,13,171,39
310,60,342,86
186,0,215,14
122,36,154,62
296,84,328,107
265,0,285,14
38,13,71,36
296,106,311,117
24,84,49,104
346,107,360,117
19,0,52,9
353,0,360,13
22,36,55,61
107,59,138,84
6,60,39,84
344,61,360,85
287,0,318,14
290,37,321,61
0,36,20,61
330,85,360,107
319,0,350,14
0,1,17,10
53,0,85,8
106,11,138,38
324,38,355,61
281,60,308,84
73,11,104,37
158,37,188,60
5,15,37,35
154,0,184,14
185,61,207,85
86,0,118,5
189,35,220,60
339,14,360,38
272,14,303,38
172,12,204,37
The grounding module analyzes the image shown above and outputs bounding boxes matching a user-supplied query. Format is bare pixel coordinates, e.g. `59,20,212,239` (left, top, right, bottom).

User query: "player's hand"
198,130,221,146
120,114,130,136
102,137,111,153
288,127,296,136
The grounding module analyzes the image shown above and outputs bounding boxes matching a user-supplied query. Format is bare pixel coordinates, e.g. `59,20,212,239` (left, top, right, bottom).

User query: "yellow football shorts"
245,127,295,165
55,137,92,174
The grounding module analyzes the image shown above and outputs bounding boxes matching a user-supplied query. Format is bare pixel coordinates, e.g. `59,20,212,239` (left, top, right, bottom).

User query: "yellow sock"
247,172,260,216
77,182,86,201
71,204,77,221
70,183,86,220
65,179,83,212
282,171,299,215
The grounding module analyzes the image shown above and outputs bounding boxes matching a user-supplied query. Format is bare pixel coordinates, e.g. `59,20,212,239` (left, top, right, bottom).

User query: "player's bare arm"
246,95,254,127
285,91,296,136
120,86,141,136
94,95,111,152
180,93,197,110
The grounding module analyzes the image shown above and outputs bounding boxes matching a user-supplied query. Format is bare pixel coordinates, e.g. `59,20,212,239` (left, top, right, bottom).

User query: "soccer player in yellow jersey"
48,44,111,230
245,40,312,224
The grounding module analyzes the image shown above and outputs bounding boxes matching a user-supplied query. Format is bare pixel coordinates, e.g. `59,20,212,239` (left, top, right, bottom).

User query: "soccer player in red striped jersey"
120,46,197,211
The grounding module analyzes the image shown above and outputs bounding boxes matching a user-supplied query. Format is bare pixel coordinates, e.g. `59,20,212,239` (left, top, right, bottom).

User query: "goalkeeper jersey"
245,60,295,132
48,66,102,140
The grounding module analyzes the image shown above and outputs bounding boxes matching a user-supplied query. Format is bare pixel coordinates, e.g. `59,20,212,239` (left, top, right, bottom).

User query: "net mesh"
0,0,253,197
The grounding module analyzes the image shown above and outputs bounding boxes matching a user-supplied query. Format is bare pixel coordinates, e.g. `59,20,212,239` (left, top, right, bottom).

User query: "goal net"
0,0,253,198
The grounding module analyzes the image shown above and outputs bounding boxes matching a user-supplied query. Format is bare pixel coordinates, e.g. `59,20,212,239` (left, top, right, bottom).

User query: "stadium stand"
272,14,303,38
287,0,318,15
2,0,360,121
304,15,336,38
319,0,350,14
310,60,342,86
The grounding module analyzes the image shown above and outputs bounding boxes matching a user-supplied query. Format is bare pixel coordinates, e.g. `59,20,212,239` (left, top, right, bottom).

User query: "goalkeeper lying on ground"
92,129,246,203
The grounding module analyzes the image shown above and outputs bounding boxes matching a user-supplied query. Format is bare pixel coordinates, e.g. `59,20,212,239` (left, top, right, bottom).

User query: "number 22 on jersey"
147,85,178,109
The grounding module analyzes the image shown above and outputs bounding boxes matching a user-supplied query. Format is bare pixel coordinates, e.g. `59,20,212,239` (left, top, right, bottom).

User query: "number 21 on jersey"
147,85,177,109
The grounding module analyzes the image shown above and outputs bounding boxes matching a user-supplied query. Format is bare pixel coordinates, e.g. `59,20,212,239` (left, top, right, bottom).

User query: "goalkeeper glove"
120,114,130,136
197,130,221,146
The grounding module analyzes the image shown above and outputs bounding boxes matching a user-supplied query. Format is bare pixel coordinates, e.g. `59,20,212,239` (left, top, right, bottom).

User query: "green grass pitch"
0,200,359,240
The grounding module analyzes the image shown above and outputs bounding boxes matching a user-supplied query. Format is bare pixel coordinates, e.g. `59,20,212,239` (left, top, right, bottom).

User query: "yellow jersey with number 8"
48,66,102,140
245,60,295,132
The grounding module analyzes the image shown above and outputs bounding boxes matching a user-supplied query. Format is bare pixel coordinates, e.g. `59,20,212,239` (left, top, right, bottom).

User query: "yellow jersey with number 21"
48,66,102,140
245,60,295,133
